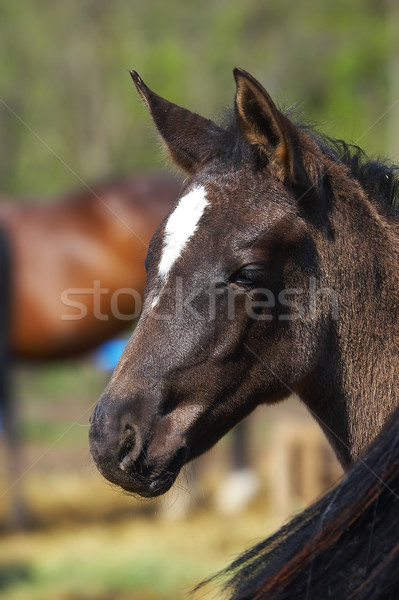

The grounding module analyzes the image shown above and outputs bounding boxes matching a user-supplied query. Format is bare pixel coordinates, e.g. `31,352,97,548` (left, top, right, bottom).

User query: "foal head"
89,69,393,496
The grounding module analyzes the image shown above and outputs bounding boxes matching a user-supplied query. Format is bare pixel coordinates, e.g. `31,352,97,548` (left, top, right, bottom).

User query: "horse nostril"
118,428,137,471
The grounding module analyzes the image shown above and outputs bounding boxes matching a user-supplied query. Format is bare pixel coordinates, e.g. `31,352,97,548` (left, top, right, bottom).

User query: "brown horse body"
0,173,181,360
0,172,180,528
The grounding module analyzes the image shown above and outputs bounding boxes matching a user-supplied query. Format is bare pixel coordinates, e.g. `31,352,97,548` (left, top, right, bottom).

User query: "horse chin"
120,473,178,498
101,446,188,499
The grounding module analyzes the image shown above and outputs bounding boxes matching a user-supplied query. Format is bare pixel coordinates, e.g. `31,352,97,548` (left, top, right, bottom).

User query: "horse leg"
1,374,28,529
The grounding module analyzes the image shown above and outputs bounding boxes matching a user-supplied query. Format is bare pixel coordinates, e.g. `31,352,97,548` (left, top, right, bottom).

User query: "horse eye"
228,263,267,287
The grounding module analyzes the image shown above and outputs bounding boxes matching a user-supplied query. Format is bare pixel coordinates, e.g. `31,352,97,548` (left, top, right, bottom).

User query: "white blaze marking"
158,185,209,281
150,295,160,309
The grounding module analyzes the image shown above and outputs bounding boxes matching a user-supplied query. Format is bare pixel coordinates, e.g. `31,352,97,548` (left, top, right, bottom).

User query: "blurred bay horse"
0,172,182,360
0,172,181,526
90,69,399,597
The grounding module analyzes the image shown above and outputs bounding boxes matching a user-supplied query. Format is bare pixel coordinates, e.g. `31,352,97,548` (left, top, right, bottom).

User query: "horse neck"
299,177,399,470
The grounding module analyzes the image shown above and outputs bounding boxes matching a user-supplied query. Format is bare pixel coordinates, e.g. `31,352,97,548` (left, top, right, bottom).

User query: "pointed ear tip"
233,67,250,82
233,67,242,81
129,70,143,86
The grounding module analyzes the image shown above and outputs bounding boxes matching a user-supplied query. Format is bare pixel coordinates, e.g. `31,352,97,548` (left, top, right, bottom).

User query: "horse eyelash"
228,264,268,286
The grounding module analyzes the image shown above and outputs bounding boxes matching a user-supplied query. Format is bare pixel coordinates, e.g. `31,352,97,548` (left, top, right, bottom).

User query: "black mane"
216,109,399,214
304,128,399,214
196,404,399,600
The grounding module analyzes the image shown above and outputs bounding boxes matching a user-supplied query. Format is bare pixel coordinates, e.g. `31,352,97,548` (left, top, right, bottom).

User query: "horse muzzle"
89,393,188,497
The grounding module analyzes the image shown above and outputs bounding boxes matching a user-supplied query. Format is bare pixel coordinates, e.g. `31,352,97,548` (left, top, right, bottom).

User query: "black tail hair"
199,404,399,599
0,225,11,432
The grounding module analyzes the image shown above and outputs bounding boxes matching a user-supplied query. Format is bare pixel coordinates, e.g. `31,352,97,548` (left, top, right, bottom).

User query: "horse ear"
234,68,303,183
130,71,222,174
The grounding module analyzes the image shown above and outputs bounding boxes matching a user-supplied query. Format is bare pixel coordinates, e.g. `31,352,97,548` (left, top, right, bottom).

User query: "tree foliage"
0,0,395,197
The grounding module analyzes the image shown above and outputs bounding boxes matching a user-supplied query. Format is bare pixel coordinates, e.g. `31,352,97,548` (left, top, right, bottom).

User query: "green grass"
20,420,89,446
0,517,228,600
1,551,206,600
15,362,105,445
15,362,106,405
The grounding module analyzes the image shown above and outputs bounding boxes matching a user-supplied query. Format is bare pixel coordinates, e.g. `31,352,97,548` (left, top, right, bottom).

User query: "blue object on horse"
94,339,128,371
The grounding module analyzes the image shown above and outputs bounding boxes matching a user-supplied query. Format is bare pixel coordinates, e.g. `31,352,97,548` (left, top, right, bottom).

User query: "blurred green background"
1,0,398,199
0,1,398,599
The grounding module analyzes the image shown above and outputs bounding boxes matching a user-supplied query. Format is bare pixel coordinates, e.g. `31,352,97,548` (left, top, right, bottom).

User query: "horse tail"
0,223,11,431
0,224,27,528
199,405,399,600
